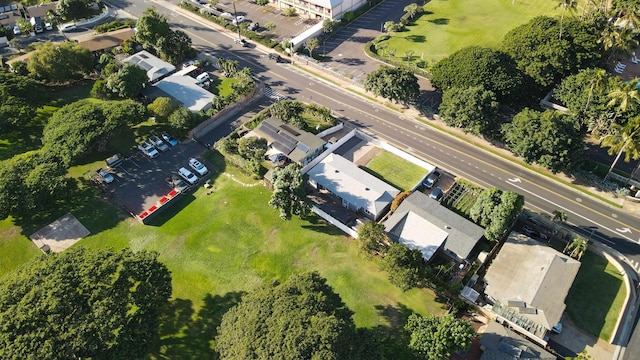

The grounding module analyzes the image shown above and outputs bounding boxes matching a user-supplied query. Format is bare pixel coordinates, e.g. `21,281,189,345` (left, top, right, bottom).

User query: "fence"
310,205,358,238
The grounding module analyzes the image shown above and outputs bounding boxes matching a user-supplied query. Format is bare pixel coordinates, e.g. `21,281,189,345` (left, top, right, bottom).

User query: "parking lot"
100,139,209,217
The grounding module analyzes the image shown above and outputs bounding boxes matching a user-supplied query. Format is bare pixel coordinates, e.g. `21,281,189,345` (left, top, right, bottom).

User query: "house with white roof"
123,50,175,82
153,65,214,112
307,153,400,220
384,192,485,262
271,0,366,20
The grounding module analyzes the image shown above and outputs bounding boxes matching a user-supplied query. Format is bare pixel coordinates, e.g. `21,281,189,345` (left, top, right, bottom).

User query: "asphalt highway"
107,0,640,269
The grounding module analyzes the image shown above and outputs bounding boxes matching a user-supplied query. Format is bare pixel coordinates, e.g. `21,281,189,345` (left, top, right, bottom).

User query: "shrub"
283,7,296,16
256,0,268,5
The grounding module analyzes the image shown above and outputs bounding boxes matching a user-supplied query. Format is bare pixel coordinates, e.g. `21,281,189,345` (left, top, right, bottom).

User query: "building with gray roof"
484,233,580,338
123,50,175,82
307,153,400,220
253,117,326,165
480,321,555,360
384,192,485,261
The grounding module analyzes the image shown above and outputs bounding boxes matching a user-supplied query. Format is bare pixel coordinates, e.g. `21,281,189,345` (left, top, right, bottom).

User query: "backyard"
362,150,426,191
376,0,569,65
0,151,445,357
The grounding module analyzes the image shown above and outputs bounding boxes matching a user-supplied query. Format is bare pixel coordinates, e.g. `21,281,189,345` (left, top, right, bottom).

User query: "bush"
283,7,296,16
391,191,412,212
256,0,268,5
94,19,136,33
342,11,355,24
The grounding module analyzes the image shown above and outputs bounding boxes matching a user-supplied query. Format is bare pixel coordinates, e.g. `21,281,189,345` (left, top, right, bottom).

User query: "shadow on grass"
405,35,425,43
358,165,405,191
565,251,624,341
151,291,246,359
373,303,415,359
429,18,449,25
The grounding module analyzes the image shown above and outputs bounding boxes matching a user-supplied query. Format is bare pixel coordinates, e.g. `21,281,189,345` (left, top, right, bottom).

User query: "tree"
27,41,93,83
564,236,588,260
404,3,419,19
384,21,396,34
0,248,172,359
322,19,338,35
600,25,639,62
502,109,585,173
15,18,32,34
237,136,267,162
391,190,412,212
264,22,276,31
365,66,420,106
0,151,71,220
168,106,195,133
268,164,310,220
217,58,239,77
162,29,193,64
56,0,90,21
147,97,177,122
357,221,390,254
438,86,499,135
105,63,148,99
380,243,425,291
430,46,525,103
552,210,568,222
405,313,474,360
135,8,171,54
269,100,305,127
216,272,357,359
0,71,44,129
557,0,578,40
599,116,640,180
305,37,319,57
470,188,524,241
607,79,640,116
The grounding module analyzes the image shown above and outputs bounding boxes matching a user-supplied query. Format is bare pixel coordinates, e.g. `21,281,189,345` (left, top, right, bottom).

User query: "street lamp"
233,2,241,41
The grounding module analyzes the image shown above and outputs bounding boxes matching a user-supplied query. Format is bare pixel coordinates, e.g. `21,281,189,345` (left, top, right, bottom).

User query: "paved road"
107,0,640,268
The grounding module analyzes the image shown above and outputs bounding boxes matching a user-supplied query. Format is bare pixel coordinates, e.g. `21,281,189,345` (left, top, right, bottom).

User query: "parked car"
522,225,549,241
178,167,198,185
97,168,114,184
138,142,159,158
247,22,259,31
429,187,444,201
161,132,179,146
166,174,190,194
196,72,210,84
220,12,233,19
232,16,245,25
189,158,209,176
423,170,441,189
149,135,170,152
13,26,20,35
59,23,77,32
45,22,53,31
268,53,281,62
182,60,197,69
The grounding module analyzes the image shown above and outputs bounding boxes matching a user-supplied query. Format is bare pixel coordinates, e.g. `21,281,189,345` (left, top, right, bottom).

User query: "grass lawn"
363,150,426,191
0,152,444,357
378,0,569,65
211,76,238,97
566,251,627,341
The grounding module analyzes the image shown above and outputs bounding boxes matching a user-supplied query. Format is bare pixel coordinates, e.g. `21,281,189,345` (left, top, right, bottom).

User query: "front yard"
362,150,426,191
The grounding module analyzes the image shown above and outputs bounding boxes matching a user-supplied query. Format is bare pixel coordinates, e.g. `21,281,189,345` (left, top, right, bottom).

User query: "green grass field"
379,0,569,65
363,150,426,191
0,152,444,357
566,251,627,341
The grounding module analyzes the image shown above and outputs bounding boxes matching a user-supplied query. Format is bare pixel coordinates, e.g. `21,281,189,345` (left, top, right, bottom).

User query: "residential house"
480,321,556,360
151,65,215,112
384,191,485,262
484,233,581,341
252,117,326,165
0,4,23,30
307,153,400,220
123,50,176,83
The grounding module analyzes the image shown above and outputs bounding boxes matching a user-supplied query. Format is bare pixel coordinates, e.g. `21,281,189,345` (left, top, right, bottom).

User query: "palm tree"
607,79,640,116
552,210,568,223
614,3,640,31
558,0,578,40
384,21,396,34
600,116,640,180
600,26,639,62
585,69,608,113
564,237,588,260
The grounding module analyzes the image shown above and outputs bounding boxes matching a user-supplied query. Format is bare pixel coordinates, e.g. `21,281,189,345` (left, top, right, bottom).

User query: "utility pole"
233,2,241,41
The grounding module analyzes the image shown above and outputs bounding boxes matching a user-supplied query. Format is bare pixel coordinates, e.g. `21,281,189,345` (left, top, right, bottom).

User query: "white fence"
315,122,344,138
311,205,358,238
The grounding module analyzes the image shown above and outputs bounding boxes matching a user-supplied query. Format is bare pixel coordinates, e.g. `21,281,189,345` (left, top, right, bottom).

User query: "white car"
149,135,170,152
98,168,114,184
13,26,21,35
138,143,159,159
45,22,53,31
182,60,197,69
59,23,77,32
232,16,245,25
189,158,209,176
220,12,233,20
178,167,198,185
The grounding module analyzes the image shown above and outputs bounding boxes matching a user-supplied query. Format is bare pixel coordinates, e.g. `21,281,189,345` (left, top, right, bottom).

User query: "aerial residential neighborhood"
0,0,639,359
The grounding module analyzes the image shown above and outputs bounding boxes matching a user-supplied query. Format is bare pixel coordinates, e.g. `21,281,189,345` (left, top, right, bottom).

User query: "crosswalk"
263,85,290,102
630,259,640,272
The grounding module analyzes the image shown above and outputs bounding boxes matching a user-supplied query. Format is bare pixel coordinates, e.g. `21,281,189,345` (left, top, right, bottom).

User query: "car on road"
162,132,179,146
138,142,159,159
166,174,190,194
423,170,441,189
268,53,281,62
59,23,77,32
189,158,209,176
149,135,170,152
97,168,114,184
232,16,245,25
178,167,198,185
429,187,444,201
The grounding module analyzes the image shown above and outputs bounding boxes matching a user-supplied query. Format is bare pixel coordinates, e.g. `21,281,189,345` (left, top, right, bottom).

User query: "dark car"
268,53,281,62
429,187,444,201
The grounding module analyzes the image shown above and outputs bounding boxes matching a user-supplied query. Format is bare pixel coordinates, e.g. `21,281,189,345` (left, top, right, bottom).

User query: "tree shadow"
405,35,425,43
373,303,415,359
151,291,246,359
429,18,449,25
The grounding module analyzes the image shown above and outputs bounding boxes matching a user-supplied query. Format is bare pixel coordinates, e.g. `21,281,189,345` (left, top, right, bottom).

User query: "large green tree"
0,71,44,129
600,116,640,179
405,313,474,360
501,108,585,173
268,164,310,220
380,243,425,291
27,41,93,83
469,188,524,241
438,85,499,135
135,8,192,64
430,46,525,104
216,271,357,359
0,248,172,359
357,221,390,254
0,150,71,220
237,136,267,162
501,16,602,88
56,0,91,21
104,63,149,99
365,65,420,106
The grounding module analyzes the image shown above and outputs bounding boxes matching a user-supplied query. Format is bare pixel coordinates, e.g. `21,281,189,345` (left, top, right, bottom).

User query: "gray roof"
384,192,484,260
484,234,581,330
480,322,555,360
307,153,400,218
123,51,176,82
254,117,325,163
